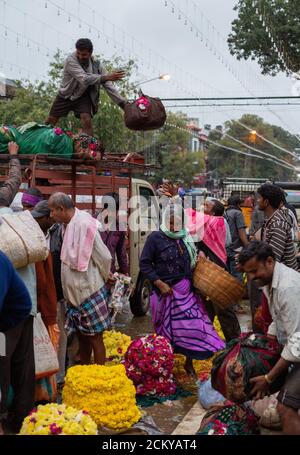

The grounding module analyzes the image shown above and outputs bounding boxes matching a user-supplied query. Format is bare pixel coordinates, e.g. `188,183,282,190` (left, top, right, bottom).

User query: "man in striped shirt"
257,184,299,271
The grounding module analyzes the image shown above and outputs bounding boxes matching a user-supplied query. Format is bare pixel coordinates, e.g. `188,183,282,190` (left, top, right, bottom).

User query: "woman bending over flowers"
139,203,225,377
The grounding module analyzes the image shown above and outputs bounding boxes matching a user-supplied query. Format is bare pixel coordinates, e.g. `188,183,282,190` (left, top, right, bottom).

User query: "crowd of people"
0,147,300,435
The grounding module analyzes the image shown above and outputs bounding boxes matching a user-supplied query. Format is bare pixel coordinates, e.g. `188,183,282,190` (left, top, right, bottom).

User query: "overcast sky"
0,0,298,135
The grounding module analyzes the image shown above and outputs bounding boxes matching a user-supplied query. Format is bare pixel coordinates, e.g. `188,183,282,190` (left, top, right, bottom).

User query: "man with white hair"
48,192,112,365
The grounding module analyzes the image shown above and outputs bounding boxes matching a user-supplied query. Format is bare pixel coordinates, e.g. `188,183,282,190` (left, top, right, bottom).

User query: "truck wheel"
130,277,152,317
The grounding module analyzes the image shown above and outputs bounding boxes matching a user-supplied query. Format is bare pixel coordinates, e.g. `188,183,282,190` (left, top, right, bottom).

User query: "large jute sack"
0,211,48,268
211,333,285,403
124,93,166,131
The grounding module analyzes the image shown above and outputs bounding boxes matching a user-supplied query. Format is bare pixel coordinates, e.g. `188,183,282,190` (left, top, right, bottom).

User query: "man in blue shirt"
0,252,35,434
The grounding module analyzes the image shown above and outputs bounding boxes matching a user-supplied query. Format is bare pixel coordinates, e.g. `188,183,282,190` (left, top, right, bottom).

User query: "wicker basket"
193,257,244,309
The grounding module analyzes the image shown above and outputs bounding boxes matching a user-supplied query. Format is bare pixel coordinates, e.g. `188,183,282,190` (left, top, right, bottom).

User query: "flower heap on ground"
124,334,177,396
173,317,225,381
103,330,131,364
62,364,141,430
19,403,97,435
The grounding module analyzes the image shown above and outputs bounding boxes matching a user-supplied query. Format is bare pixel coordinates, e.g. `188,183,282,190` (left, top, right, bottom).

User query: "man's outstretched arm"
0,142,21,208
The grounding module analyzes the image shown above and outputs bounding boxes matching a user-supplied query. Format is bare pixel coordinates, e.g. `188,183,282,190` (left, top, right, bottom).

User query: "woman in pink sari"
185,199,241,341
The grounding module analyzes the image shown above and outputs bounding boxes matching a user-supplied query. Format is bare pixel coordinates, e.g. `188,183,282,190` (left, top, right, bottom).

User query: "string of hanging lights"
252,0,292,73
165,122,296,171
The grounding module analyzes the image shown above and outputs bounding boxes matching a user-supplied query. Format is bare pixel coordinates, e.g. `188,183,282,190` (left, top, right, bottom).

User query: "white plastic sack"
33,313,59,379
108,273,133,323
0,211,48,268
198,378,226,409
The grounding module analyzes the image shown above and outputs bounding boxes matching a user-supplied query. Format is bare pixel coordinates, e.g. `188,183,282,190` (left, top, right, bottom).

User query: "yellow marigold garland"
103,330,131,363
62,364,141,430
19,403,97,435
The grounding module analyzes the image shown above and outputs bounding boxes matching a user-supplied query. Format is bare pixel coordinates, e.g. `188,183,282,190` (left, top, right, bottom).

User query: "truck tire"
130,275,152,317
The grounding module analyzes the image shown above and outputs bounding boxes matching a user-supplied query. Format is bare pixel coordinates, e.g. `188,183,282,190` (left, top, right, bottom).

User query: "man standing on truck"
45,38,127,136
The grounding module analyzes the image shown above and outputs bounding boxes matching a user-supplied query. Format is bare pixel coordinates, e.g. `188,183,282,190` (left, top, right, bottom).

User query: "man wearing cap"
31,201,66,387
45,38,127,136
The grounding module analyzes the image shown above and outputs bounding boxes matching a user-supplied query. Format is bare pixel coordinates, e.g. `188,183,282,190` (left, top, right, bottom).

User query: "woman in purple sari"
139,204,225,377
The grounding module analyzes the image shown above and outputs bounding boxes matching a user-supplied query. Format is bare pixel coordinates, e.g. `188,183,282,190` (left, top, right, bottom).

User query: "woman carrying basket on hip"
139,204,225,378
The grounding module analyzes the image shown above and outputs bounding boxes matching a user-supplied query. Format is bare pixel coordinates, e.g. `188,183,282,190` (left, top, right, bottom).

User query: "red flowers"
124,334,176,397
54,127,63,136
49,423,62,435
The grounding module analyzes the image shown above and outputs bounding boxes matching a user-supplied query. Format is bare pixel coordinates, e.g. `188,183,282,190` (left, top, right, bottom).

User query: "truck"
0,152,160,316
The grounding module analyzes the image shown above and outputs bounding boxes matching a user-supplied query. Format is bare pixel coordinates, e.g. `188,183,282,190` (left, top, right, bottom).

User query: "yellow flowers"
19,403,98,435
62,364,141,430
103,330,131,363
173,354,214,378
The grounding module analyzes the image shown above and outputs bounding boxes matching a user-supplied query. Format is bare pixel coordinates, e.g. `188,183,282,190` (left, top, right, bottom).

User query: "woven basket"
193,257,244,309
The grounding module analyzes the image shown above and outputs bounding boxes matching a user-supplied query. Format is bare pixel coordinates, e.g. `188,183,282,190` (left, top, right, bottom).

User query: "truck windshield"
286,193,300,205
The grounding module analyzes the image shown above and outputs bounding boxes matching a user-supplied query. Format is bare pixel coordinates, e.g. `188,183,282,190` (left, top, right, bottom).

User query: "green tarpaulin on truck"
0,122,73,159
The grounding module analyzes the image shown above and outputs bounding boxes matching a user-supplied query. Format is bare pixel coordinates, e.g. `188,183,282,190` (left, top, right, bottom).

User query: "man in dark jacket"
0,252,34,434
225,195,249,279
45,38,127,136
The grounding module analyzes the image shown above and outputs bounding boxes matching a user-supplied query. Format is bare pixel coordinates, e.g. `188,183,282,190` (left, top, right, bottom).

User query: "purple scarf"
21,193,43,207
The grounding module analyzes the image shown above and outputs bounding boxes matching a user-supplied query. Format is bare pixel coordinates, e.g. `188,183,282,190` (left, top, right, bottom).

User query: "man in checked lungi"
48,192,112,365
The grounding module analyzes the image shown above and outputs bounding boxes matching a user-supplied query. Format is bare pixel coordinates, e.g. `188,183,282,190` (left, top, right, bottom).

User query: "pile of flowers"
124,334,176,396
19,403,97,435
62,364,141,430
103,330,132,364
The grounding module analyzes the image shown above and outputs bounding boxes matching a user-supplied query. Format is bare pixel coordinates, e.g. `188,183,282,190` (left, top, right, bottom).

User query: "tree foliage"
153,112,205,186
207,114,297,180
228,0,300,75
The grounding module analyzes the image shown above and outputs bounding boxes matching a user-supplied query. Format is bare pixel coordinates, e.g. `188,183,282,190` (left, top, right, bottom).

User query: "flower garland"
62,364,141,430
19,403,97,435
124,334,177,397
103,330,131,364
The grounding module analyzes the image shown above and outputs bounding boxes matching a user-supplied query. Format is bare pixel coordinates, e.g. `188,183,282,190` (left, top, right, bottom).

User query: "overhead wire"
235,120,299,159
164,122,297,172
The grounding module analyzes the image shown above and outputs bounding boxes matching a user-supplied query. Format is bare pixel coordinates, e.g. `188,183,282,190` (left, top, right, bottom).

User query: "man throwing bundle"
46,38,127,136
